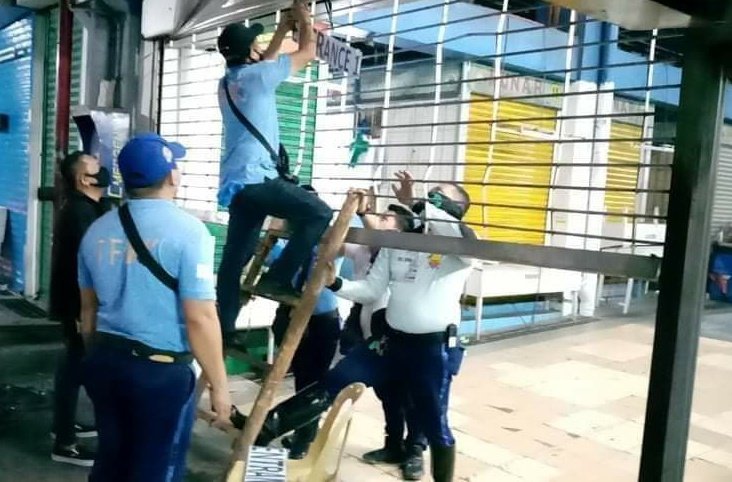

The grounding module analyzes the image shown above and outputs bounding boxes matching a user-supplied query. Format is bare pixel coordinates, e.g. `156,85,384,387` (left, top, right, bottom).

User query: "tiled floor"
4,299,732,481
322,317,732,481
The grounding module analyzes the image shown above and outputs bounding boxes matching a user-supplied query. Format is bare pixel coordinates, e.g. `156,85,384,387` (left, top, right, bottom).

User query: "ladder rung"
241,284,301,307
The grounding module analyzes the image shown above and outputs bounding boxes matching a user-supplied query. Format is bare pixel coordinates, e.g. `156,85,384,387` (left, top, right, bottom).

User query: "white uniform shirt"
336,204,473,334
342,243,389,338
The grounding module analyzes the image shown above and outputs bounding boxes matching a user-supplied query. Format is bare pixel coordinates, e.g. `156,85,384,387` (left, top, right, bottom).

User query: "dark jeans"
273,306,341,444
83,349,196,482
325,330,464,448
217,178,332,333
272,305,341,391
53,322,86,447
375,381,427,450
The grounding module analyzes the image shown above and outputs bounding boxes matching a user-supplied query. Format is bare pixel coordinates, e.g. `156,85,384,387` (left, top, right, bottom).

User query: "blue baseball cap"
118,133,186,189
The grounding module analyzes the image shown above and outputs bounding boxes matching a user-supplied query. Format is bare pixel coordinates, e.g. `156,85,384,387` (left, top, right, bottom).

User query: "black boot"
230,383,331,445
362,436,405,465
285,420,319,460
400,445,424,481
431,445,456,482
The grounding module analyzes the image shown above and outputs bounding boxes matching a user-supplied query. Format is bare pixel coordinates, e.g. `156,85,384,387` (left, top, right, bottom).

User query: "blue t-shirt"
218,55,292,207
267,241,342,315
78,200,216,352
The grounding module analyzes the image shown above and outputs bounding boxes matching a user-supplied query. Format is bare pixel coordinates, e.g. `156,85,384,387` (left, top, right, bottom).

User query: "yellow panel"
464,94,557,245
607,122,642,219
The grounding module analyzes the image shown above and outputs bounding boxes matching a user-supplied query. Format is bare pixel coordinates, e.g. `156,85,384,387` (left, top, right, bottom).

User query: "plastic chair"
286,382,366,482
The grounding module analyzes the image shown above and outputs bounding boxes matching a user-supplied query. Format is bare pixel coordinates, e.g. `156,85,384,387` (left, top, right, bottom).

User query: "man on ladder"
214,0,332,347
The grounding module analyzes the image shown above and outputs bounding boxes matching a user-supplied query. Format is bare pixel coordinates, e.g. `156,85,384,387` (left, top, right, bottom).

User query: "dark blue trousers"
272,306,342,391
325,332,464,448
216,178,332,333
374,381,427,450
83,349,196,482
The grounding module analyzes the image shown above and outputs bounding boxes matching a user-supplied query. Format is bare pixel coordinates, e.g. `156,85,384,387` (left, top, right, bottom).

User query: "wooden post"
226,193,361,480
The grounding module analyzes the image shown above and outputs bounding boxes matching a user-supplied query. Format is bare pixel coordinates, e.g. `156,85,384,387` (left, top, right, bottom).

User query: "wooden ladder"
223,192,360,481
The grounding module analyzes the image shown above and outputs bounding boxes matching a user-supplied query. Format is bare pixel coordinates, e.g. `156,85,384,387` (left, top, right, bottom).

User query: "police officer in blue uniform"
233,173,474,482
78,134,231,481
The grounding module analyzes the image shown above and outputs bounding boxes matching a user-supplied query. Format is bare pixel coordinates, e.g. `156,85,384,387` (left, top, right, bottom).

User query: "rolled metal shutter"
37,11,84,301
606,122,643,219
464,94,557,245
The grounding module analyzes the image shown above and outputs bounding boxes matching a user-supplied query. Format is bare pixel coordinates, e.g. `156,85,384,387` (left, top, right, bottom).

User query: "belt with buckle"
93,332,193,364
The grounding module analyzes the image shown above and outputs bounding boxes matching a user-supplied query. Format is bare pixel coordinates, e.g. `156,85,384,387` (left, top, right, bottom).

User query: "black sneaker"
51,423,97,440
74,423,97,438
401,451,425,481
362,445,405,465
285,423,317,460
51,444,95,467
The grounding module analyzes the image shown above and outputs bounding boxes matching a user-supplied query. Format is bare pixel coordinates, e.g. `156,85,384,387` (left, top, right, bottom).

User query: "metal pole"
294,6,313,176
636,29,658,230
373,0,399,201
423,0,450,191
54,0,73,207
545,8,577,246
639,30,726,482
481,0,509,194
339,0,354,112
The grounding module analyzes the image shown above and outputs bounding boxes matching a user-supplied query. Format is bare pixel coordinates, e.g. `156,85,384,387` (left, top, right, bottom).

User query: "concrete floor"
2,294,732,481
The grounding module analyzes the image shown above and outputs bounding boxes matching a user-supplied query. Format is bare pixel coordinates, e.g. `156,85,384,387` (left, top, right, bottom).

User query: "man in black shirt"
48,151,111,466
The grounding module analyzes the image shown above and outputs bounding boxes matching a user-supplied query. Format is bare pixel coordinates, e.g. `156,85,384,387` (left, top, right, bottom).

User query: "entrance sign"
316,31,363,77
244,446,287,481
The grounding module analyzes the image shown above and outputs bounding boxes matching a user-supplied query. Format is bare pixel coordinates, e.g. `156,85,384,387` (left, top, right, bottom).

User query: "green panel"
37,10,84,302
205,221,227,274
276,64,318,185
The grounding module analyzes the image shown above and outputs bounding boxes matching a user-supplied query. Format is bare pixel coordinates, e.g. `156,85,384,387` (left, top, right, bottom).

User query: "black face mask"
86,166,111,188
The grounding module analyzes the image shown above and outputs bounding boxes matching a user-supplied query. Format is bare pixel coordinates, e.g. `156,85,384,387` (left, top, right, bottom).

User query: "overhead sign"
316,31,363,77
245,446,287,481
469,65,564,109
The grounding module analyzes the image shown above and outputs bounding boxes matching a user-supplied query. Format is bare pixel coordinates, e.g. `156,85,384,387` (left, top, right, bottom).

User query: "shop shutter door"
464,94,557,245
711,125,732,239
37,11,84,301
606,121,642,220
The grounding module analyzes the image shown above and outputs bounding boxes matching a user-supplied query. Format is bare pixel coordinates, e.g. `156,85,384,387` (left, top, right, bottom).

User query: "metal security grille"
301,0,686,260
160,23,318,217
155,0,732,289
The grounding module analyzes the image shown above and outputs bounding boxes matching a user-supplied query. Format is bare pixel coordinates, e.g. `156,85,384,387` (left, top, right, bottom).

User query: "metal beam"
639,29,726,482
342,228,661,280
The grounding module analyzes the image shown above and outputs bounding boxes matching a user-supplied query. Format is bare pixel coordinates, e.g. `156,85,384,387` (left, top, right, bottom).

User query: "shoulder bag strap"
223,76,279,163
118,204,179,293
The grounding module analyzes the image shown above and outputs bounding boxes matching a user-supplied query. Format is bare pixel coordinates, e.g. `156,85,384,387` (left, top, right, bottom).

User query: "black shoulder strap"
223,77,279,163
118,204,179,293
